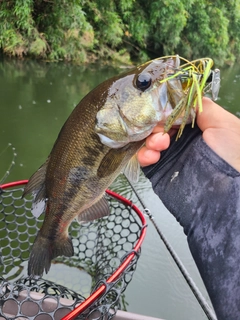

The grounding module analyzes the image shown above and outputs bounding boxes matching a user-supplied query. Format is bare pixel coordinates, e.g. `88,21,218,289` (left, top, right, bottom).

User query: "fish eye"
135,73,152,91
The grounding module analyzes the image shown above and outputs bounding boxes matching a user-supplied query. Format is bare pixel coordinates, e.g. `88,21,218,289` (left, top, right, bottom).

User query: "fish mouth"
118,107,157,136
95,86,170,149
96,117,156,149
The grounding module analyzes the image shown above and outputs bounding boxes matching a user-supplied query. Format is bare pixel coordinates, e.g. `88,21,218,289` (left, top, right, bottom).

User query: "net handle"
0,180,147,320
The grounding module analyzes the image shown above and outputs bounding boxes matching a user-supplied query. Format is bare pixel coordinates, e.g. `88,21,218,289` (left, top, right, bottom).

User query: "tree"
0,0,239,65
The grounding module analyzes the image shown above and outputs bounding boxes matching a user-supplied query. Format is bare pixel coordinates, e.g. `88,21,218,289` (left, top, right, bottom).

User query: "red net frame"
0,180,147,320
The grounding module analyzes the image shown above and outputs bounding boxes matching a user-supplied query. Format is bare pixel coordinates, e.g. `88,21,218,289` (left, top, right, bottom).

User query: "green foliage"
148,0,188,53
175,2,230,65
0,0,240,65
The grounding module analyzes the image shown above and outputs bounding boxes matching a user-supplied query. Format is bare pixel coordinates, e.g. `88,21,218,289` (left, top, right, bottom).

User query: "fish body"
24,55,218,276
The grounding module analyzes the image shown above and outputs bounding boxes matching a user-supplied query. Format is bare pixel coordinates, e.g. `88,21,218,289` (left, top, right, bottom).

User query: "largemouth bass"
23,55,219,276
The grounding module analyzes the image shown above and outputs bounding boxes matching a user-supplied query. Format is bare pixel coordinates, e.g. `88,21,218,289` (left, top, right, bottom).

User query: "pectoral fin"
124,154,140,183
97,141,144,180
97,148,127,178
77,196,110,223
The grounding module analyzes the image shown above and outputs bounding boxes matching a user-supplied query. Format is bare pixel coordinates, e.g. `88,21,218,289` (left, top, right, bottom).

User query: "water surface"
0,58,239,320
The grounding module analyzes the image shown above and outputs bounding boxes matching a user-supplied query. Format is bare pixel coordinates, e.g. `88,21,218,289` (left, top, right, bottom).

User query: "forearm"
142,125,240,320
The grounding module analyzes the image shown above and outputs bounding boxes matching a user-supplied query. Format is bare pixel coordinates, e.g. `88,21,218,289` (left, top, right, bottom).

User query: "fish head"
95,56,182,148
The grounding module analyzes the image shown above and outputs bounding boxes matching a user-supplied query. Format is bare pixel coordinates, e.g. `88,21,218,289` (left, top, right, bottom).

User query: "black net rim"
0,180,147,320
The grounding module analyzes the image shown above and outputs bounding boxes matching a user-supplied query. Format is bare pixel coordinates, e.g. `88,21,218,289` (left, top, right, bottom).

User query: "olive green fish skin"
24,56,182,276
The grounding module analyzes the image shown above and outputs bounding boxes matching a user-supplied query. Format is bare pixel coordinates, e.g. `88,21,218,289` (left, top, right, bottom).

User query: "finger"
152,125,178,137
151,125,165,134
137,132,170,167
197,97,239,132
197,97,240,172
137,146,161,167
146,131,171,151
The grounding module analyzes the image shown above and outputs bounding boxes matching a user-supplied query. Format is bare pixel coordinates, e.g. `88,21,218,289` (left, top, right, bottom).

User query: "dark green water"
0,59,123,180
0,57,240,320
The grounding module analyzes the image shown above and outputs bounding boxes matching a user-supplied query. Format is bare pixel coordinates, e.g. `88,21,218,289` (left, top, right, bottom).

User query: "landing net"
0,180,146,320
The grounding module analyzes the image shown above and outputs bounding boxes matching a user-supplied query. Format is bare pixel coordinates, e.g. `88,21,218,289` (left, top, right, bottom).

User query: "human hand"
137,97,240,172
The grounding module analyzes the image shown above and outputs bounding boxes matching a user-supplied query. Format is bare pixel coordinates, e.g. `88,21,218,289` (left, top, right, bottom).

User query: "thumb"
197,97,240,172
197,97,239,132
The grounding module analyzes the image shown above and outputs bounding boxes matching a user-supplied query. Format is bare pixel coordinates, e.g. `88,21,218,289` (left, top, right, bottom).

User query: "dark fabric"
142,125,240,320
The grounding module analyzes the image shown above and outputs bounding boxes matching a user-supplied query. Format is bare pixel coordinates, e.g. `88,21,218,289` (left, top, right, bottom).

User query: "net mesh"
0,183,146,320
